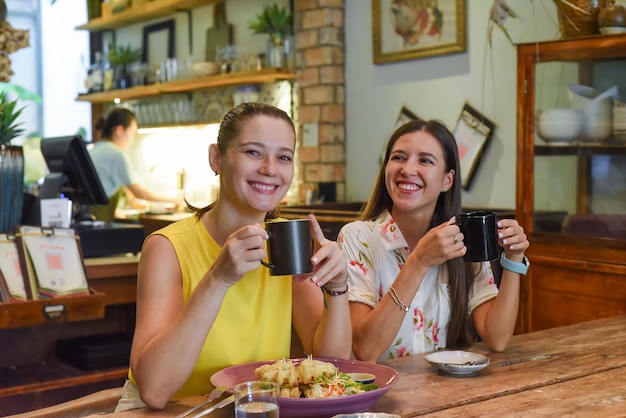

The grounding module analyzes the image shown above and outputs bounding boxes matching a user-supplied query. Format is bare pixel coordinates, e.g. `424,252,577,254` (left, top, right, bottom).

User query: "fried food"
254,356,370,399
298,357,338,384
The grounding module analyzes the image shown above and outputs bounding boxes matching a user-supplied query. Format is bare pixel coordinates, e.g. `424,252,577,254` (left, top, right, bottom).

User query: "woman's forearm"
313,292,352,359
352,263,427,362
131,274,229,409
480,271,520,352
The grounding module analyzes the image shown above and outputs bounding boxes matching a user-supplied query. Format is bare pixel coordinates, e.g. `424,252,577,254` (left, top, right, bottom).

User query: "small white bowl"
149,201,177,214
346,372,376,384
568,84,614,115
535,109,584,145
189,62,219,78
580,114,613,144
599,26,626,35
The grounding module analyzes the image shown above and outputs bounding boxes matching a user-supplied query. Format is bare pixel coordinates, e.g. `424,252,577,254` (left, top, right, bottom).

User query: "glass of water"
234,381,279,418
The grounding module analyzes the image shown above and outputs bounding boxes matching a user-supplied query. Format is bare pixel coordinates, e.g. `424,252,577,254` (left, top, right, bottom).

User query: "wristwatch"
500,252,530,275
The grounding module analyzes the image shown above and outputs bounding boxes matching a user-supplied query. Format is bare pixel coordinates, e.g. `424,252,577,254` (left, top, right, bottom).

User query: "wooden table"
373,314,626,417
30,315,626,417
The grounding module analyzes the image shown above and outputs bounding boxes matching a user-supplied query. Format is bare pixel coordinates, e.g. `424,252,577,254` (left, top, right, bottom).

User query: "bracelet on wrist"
323,278,348,289
388,286,410,312
322,283,349,296
499,252,530,275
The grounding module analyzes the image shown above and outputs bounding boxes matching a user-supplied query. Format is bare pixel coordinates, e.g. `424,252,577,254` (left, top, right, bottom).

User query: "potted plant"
0,89,26,233
248,3,293,68
108,44,142,89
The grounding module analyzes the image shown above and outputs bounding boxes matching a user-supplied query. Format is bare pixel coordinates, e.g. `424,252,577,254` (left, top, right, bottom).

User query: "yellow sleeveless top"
130,215,292,399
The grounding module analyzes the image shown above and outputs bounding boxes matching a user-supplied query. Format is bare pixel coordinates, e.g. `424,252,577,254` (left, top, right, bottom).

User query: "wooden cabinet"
0,256,138,415
516,35,626,334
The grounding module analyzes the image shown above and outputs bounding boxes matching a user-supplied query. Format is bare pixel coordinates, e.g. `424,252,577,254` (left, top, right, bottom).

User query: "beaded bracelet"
388,286,410,312
322,283,349,296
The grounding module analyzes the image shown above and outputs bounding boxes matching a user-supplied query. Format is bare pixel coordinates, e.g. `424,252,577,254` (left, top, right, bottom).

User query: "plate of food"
210,357,399,418
424,350,489,375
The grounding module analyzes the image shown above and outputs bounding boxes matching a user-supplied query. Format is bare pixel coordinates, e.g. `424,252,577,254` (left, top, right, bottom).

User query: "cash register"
23,134,144,258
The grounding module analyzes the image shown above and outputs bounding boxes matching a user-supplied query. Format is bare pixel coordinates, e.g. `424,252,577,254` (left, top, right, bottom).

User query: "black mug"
455,211,498,262
261,219,313,276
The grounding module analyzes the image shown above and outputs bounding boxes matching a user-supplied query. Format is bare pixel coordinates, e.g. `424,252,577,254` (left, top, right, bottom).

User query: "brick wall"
293,0,345,203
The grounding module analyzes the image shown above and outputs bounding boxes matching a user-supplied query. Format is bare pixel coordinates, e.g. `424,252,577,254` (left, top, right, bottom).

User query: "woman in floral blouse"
338,119,529,362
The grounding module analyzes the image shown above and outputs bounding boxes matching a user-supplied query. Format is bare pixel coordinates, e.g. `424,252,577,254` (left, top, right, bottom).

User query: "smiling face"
385,130,454,217
210,114,295,215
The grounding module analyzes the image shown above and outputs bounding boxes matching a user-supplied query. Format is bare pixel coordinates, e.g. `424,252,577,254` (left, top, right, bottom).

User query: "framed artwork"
380,106,422,166
395,105,421,129
373,0,467,64
453,103,495,190
142,19,176,65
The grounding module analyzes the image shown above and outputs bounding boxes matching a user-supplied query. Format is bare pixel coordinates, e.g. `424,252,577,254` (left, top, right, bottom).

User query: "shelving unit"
76,68,296,103
75,0,219,31
515,34,626,334
0,257,139,414
534,143,626,156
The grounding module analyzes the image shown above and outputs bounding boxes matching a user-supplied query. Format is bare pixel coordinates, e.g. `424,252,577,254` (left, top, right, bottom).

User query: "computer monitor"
38,134,108,222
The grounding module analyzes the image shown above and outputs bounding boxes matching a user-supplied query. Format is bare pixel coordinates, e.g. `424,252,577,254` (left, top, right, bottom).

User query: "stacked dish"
568,84,615,144
613,96,626,143
535,109,583,145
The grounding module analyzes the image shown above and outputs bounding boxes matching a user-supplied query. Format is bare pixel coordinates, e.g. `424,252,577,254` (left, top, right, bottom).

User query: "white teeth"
251,183,276,191
398,183,420,191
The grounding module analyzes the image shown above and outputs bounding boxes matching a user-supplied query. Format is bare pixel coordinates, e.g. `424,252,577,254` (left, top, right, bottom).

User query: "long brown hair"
190,102,296,219
361,119,477,348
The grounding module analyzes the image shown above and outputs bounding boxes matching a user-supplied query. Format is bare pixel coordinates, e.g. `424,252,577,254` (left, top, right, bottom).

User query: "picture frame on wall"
373,0,467,64
453,103,495,190
395,105,421,129
142,19,176,66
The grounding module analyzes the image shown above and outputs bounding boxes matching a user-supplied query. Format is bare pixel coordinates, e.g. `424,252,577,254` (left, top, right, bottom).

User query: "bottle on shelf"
102,43,114,91
86,51,104,93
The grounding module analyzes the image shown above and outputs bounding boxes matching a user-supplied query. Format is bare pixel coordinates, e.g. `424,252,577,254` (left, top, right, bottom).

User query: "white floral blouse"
338,211,498,361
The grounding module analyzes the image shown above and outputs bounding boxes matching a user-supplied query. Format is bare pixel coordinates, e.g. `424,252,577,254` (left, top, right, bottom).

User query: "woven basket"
554,0,610,38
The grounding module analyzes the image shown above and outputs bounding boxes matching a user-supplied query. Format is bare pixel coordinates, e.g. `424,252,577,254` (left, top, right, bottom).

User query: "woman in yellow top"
116,103,351,411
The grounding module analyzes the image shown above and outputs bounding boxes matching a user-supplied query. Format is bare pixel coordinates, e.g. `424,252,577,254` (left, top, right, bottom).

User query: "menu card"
15,226,90,299
0,234,27,301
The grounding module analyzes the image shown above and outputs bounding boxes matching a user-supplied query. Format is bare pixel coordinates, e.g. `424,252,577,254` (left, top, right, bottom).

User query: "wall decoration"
379,106,422,166
142,19,175,66
395,105,420,129
453,103,495,190
373,0,467,64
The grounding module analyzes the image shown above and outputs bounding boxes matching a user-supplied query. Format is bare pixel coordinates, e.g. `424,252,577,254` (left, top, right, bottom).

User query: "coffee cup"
455,211,498,262
261,219,313,276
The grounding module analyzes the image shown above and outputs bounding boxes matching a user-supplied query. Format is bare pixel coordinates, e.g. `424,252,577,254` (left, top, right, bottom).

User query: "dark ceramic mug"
455,211,499,262
261,219,313,276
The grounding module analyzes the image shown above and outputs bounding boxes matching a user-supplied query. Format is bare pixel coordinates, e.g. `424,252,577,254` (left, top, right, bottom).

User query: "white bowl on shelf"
535,109,584,145
189,62,219,78
580,112,613,144
567,84,614,115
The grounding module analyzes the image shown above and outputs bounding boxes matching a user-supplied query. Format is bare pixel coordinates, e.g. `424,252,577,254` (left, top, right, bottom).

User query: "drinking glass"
234,381,279,418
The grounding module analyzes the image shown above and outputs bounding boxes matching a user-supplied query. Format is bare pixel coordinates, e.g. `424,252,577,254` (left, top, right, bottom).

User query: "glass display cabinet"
516,34,626,334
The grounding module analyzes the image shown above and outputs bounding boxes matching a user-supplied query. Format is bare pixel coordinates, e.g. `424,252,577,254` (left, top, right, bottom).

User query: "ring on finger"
453,235,458,244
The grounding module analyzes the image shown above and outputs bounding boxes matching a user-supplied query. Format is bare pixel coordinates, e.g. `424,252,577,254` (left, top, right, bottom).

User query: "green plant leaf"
0,82,41,103
0,91,27,145
109,44,142,67
248,3,292,36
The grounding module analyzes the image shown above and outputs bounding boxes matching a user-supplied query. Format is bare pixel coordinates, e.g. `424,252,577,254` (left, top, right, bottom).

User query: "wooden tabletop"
71,315,626,417
371,314,626,416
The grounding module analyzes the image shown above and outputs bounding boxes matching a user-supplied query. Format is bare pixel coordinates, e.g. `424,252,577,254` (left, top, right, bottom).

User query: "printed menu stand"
0,234,28,301
15,226,90,299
